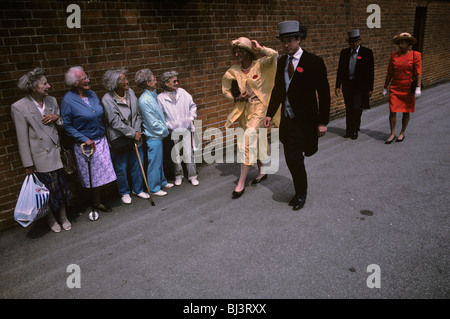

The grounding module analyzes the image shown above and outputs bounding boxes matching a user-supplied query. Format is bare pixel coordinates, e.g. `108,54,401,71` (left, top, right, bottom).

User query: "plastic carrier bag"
14,174,50,227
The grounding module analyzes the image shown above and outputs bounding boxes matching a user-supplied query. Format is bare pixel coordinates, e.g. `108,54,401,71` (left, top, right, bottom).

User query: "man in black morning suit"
335,29,374,140
264,21,331,211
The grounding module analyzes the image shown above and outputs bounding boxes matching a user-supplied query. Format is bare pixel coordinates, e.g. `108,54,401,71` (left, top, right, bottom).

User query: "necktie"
349,50,357,79
288,56,294,79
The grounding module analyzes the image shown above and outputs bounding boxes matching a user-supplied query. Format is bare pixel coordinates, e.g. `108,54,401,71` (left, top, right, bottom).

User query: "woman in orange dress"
383,32,422,144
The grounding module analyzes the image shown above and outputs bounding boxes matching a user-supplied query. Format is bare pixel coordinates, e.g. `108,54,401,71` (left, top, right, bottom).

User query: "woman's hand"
42,114,59,125
85,139,96,149
234,91,249,102
134,131,142,141
414,87,421,98
251,40,262,52
25,166,35,175
382,88,388,98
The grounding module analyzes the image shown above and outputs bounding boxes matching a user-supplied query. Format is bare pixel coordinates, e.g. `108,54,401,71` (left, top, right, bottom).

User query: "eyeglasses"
118,77,128,83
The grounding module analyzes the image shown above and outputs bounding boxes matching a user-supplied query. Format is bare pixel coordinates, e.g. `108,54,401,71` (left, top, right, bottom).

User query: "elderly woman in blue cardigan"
135,68,174,196
61,66,117,212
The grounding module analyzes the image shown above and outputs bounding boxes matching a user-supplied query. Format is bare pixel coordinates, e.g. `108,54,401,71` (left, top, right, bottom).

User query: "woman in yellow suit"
222,37,280,199
383,32,422,144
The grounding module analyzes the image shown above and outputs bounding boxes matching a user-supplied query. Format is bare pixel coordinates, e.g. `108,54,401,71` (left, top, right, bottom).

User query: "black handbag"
231,80,241,98
110,100,135,154
60,147,77,175
110,135,134,153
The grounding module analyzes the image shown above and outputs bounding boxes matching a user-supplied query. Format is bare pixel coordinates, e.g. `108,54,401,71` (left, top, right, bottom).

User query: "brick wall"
1,0,449,230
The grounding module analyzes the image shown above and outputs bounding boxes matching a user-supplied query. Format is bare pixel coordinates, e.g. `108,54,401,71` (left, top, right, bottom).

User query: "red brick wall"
1,0,449,230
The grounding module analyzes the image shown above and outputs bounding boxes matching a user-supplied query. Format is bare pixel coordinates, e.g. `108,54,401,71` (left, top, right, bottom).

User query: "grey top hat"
347,29,361,40
277,21,304,38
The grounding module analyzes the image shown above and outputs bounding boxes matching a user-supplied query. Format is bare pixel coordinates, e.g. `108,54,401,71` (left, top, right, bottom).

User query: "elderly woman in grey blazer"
11,68,72,232
101,68,149,205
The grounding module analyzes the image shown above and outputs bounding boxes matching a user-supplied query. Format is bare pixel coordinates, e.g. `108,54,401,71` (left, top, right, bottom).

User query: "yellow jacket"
222,46,280,128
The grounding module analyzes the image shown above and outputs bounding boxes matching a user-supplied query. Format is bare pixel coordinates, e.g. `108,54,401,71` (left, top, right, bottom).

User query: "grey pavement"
1,83,449,299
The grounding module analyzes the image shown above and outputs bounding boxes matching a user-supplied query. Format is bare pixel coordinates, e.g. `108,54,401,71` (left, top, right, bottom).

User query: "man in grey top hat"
335,29,374,140
264,21,331,211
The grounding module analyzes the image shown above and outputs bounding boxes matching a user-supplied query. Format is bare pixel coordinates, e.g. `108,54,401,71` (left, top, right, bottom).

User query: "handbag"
110,135,134,153
410,51,423,94
231,80,241,98
14,174,50,227
60,146,77,175
109,99,135,154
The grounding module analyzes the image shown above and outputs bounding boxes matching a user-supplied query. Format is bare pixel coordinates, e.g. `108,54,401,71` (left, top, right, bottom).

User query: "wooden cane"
134,142,155,206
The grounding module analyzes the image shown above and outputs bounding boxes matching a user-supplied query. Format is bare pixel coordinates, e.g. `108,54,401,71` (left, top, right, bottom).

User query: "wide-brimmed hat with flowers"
229,37,257,60
393,32,417,45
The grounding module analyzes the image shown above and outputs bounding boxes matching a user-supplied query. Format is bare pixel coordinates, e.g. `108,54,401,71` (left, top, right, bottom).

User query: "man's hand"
335,88,340,97
318,125,327,137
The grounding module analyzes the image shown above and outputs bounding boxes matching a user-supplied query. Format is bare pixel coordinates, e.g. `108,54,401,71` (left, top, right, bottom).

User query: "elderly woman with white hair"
61,66,117,213
101,68,149,204
11,68,73,232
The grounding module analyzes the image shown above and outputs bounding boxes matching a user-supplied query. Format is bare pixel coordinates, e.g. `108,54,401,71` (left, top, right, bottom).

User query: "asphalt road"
1,83,449,300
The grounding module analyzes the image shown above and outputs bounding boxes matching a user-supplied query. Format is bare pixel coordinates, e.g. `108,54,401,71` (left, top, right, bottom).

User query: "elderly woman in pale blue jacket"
135,69,174,196
102,68,149,205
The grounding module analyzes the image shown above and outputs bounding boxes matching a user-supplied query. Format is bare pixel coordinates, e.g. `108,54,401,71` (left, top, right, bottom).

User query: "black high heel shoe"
251,174,267,184
385,136,396,144
232,187,245,199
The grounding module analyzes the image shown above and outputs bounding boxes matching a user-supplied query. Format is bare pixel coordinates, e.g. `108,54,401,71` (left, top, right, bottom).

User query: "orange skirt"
389,78,415,113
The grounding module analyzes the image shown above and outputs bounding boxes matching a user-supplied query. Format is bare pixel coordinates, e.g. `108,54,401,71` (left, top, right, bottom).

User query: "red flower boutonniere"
297,67,303,73
357,56,362,60
253,74,258,79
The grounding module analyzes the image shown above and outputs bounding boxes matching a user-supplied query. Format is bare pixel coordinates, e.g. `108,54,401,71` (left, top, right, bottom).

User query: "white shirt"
30,95,46,116
157,88,197,131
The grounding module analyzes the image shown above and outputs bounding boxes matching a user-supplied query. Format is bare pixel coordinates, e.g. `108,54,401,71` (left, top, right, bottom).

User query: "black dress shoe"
289,194,306,208
344,133,351,138
292,196,306,211
232,187,245,199
251,174,267,184
351,132,358,140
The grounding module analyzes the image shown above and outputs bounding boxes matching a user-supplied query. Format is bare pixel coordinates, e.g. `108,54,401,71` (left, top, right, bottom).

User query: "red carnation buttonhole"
297,67,303,72
253,75,258,79
357,56,362,60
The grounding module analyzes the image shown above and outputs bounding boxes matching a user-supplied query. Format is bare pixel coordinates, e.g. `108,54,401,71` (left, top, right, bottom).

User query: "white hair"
161,70,178,90
102,68,127,92
65,66,84,86
17,68,46,93
135,68,154,89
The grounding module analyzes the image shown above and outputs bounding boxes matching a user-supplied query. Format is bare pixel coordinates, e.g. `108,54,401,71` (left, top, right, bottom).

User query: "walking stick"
134,141,155,206
80,143,99,221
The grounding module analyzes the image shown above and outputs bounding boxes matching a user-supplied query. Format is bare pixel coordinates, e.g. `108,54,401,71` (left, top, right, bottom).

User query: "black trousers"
282,116,307,197
162,135,175,182
343,80,363,135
